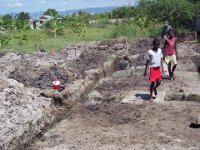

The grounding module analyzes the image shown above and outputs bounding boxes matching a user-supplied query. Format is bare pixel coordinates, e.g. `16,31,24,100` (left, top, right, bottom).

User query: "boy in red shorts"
144,38,164,100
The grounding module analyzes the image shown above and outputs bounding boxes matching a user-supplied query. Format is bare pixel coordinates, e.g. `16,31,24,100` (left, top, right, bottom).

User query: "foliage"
2,25,113,52
1,1,199,52
1,14,18,31
16,12,30,30
45,15,64,38
44,8,58,17
90,19,111,28
136,0,198,29
111,20,137,38
14,30,28,46
31,32,47,50
17,12,30,21
0,12,30,31
148,24,162,37
65,15,86,37
135,16,149,35
76,11,91,24
0,33,11,48
111,5,136,19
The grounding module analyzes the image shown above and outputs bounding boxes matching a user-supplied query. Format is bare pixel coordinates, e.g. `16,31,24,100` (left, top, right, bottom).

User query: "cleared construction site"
0,37,200,150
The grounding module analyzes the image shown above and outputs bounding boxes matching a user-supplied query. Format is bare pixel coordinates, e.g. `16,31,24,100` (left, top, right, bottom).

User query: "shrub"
90,19,111,28
0,33,11,48
148,25,162,38
111,21,137,38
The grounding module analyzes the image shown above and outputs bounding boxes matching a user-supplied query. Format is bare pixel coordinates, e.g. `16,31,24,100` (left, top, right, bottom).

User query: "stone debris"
0,77,53,150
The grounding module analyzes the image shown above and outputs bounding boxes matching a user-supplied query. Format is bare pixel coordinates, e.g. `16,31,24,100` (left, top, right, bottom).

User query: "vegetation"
43,8,58,17
0,0,199,52
45,15,64,38
0,33,11,48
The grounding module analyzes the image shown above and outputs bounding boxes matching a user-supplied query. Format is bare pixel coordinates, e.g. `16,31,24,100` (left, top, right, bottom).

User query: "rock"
179,89,184,93
88,90,103,101
0,77,53,150
189,107,200,126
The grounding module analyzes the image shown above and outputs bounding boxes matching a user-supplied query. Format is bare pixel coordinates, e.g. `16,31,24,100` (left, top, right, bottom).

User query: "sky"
0,0,137,14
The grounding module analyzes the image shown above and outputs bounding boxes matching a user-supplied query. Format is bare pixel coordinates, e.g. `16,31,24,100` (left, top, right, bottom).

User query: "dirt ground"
28,101,200,150
26,40,200,150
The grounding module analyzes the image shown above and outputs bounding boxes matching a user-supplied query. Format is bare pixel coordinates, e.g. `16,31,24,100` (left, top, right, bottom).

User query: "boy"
144,38,164,100
163,30,178,80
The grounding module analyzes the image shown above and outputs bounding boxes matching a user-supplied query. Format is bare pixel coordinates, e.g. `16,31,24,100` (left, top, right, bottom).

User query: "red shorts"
149,67,162,82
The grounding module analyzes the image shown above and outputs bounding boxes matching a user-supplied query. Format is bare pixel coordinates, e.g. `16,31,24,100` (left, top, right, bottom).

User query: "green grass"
111,22,163,39
1,25,114,53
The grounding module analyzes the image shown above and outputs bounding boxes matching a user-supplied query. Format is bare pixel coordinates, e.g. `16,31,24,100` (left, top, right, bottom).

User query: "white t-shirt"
147,48,163,67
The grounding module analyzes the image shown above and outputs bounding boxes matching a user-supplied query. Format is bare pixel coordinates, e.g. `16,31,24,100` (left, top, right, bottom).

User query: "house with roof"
39,15,52,25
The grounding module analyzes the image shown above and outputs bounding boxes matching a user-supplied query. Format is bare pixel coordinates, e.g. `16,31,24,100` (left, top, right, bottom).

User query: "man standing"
162,21,173,39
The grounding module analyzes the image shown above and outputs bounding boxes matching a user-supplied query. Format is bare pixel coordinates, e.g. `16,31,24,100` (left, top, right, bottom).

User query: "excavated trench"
1,38,150,150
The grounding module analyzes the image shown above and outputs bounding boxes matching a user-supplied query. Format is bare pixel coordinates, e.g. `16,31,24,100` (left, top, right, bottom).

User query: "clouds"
60,0,135,10
6,0,23,8
38,0,46,4
0,0,136,14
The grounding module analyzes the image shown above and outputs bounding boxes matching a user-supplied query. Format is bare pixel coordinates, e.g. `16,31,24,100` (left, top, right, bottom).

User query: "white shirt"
147,48,163,67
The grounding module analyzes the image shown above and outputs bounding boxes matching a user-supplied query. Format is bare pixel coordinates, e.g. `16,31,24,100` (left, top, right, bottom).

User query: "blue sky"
0,0,137,14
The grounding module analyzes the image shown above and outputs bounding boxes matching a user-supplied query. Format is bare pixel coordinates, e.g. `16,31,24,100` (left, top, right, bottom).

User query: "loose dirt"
28,101,200,150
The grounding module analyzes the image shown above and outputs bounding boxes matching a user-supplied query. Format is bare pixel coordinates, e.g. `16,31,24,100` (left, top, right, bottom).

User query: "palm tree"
2,14,19,31
46,15,64,38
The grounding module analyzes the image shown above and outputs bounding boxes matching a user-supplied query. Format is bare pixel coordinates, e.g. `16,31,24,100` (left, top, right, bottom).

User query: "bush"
90,19,111,28
148,25,162,38
175,27,190,35
111,21,137,38
0,34,11,48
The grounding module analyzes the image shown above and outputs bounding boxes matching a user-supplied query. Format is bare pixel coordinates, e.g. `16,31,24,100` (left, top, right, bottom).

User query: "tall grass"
2,25,114,52
89,19,112,28
111,20,163,39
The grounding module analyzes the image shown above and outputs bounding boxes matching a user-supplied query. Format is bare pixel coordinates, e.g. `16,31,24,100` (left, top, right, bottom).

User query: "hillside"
30,7,115,18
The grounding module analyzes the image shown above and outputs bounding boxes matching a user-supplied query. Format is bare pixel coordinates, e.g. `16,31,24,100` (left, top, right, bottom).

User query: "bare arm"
175,40,178,60
162,40,167,49
161,58,164,74
143,60,149,76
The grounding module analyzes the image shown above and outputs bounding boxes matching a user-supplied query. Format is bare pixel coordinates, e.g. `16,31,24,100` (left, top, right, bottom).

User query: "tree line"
0,0,200,48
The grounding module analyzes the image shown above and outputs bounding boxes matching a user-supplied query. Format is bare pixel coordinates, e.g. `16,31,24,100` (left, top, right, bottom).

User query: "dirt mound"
131,53,146,67
191,55,200,71
0,77,52,150
128,38,152,55
178,32,196,42
0,52,6,58
98,38,127,47
192,44,200,53
73,49,108,71
9,66,70,89
84,102,141,124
